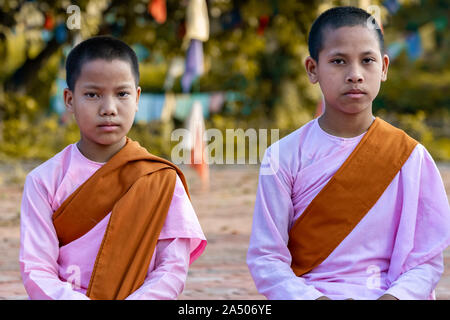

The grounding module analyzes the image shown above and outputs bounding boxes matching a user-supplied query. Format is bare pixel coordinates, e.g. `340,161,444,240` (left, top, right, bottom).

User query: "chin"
95,135,126,147
338,104,371,115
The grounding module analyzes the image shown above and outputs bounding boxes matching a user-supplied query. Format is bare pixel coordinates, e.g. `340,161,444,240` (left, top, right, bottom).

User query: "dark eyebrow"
361,50,377,56
328,50,377,58
328,51,348,58
81,84,102,89
80,83,134,90
115,84,134,90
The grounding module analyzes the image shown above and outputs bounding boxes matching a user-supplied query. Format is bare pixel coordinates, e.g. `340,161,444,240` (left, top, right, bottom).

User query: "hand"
377,294,398,300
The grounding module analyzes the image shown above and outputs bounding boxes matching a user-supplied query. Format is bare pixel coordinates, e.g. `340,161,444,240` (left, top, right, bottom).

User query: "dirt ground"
0,162,449,300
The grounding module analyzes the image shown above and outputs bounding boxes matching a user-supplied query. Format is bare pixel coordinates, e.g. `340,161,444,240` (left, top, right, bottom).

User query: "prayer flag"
383,0,400,14
184,0,209,43
387,41,405,60
164,57,185,91
148,0,167,24
181,39,204,93
405,31,422,61
186,101,209,190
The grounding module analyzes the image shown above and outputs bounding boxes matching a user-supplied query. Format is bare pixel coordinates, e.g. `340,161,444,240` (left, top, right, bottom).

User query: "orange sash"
52,137,190,299
287,117,418,277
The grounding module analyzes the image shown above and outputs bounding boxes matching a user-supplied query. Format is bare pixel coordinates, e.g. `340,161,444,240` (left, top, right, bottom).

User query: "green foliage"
375,60,450,115
128,120,175,157
0,112,79,161
0,0,448,162
376,109,450,161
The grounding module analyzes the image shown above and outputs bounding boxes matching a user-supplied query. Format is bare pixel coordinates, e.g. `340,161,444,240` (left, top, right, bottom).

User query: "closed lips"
98,122,119,126
345,89,365,94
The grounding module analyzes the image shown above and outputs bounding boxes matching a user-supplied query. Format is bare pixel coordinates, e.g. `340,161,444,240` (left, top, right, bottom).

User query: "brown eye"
85,92,98,98
331,59,345,64
118,91,130,97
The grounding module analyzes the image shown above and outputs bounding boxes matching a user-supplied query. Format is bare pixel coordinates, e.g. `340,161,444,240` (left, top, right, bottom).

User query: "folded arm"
383,253,443,300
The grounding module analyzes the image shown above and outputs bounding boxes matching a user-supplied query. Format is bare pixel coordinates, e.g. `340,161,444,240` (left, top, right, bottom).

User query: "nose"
99,96,117,116
346,64,364,83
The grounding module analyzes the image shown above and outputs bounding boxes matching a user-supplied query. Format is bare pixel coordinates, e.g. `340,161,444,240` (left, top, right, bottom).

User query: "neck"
318,109,375,138
77,137,127,163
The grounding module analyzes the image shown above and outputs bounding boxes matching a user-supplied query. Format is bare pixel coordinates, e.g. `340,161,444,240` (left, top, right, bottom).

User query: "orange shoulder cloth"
287,117,418,277
52,137,190,299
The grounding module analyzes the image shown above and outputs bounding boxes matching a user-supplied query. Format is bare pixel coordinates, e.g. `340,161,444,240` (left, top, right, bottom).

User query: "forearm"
125,238,190,300
21,263,90,300
383,252,444,300
247,246,324,300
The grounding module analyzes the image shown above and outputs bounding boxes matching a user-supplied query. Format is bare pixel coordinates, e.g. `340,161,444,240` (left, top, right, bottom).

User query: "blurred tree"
0,0,448,160
375,0,450,118
0,0,321,120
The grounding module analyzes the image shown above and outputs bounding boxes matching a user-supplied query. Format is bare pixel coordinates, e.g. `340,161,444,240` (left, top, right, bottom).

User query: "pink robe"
20,143,206,300
247,118,450,300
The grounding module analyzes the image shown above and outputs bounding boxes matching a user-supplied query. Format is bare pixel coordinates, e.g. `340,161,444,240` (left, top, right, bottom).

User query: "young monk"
247,6,450,300
19,36,207,300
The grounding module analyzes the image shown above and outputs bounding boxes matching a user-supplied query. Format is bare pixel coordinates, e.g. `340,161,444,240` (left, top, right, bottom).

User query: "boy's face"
64,59,141,148
305,25,389,116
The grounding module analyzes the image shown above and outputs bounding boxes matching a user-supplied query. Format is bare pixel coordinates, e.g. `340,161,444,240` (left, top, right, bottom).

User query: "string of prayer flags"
135,93,165,123
50,83,228,123
161,92,176,122
174,93,210,121
209,92,225,113
174,94,193,120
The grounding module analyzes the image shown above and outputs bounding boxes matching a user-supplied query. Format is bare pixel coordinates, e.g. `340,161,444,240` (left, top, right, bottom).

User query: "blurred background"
0,0,449,162
0,0,449,300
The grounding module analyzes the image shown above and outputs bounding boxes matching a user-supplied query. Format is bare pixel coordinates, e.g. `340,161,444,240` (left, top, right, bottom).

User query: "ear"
135,86,141,112
63,88,75,113
305,56,319,84
381,54,389,82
